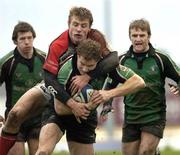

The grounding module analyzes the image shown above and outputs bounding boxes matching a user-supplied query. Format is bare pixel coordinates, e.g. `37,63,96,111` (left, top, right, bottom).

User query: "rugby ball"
73,84,94,103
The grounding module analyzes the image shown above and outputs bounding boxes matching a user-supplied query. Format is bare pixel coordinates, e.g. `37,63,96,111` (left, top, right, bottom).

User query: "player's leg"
138,132,160,155
68,141,94,155
0,84,50,155
122,141,140,155
28,139,39,155
0,133,17,155
66,114,97,155
121,123,141,155
26,127,41,155
1,129,26,155
7,142,25,155
4,87,47,134
138,121,164,155
35,123,64,155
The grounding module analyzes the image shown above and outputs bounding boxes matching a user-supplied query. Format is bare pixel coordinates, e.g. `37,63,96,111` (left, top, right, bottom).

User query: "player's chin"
74,37,83,44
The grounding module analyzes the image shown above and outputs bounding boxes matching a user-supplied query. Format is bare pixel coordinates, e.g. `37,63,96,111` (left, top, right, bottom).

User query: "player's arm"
161,54,180,96
91,74,145,104
44,69,70,104
0,58,7,85
90,65,146,105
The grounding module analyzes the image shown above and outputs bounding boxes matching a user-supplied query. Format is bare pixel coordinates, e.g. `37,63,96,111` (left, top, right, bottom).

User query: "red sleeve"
43,30,69,75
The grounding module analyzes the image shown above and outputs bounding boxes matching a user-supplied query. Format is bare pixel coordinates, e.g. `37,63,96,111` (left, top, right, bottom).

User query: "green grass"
52,151,120,155
25,147,180,155
51,147,180,155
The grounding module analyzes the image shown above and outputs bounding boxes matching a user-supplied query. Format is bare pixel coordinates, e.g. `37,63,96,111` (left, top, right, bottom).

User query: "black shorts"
122,120,166,143
17,124,41,142
46,112,97,144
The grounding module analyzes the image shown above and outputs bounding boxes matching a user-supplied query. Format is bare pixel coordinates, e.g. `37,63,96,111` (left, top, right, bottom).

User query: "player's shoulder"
155,48,170,57
50,30,69,50
34,48,46,58
0,51,14,66
154,48,175,64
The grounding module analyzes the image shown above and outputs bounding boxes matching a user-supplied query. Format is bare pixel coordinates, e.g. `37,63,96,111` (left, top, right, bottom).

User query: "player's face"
129,28,150,53
69,16,90,45
77,55,97,75
15,31,34,55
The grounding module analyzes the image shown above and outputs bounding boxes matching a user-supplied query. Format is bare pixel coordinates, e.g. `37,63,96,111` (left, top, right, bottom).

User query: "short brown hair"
12,21,36,41
68,6,93,27
76,39,101,62
88,29,110,57
129,18,151,36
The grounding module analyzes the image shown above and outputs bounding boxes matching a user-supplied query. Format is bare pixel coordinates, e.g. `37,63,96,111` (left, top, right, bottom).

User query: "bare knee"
139,144,155,155
7,109,22,126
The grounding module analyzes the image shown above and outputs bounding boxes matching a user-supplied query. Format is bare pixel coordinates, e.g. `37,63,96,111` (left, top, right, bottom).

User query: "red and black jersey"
43,30,70,75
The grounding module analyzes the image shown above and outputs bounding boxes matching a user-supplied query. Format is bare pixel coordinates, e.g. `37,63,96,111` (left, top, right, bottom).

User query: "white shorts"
34,82,54,102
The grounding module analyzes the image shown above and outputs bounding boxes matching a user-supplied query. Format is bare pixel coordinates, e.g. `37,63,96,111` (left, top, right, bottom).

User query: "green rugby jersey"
0,47,46,127
119,44,180,124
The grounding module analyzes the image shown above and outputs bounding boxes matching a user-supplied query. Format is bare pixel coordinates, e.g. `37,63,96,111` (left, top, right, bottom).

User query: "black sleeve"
44,69,71,104
0,59,11,84
88,51,119,79
0,64,6,84
161,54,180,83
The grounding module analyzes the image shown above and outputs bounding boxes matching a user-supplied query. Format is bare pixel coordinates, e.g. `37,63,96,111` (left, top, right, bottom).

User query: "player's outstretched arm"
90,74,146,105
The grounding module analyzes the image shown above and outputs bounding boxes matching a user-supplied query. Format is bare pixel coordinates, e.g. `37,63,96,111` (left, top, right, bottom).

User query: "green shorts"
122,120,166,142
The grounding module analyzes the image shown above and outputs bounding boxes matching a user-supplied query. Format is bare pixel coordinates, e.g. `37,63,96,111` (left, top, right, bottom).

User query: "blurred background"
0,0,180,154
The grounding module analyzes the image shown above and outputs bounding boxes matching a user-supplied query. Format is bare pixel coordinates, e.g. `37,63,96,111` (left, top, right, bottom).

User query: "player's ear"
13,40,18,45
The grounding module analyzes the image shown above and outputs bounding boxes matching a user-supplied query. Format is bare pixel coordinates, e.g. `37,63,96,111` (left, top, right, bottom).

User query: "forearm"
54,99,72,115
44,69,71,104
106,74,146,98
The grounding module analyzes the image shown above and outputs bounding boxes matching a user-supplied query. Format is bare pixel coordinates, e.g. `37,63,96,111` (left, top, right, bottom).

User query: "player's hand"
70,74,91,95
72,102,91,123
0,115,4,127
90,90,110,105
168,83,180,96
67,99,90,119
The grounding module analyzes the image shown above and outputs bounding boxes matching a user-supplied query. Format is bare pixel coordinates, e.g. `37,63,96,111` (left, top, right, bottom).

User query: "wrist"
66,98,76,109
84,74,91,81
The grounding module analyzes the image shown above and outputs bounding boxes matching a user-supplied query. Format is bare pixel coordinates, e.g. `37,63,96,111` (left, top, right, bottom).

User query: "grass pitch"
52,147,180,155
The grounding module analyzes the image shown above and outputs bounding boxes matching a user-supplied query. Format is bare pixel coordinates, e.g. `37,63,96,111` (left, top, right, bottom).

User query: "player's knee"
139,145,155,155
8,109,21,125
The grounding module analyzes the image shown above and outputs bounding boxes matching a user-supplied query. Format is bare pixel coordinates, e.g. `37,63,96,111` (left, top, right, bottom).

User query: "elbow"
139,78,146,89
133,74,146,90
137,75,146,89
